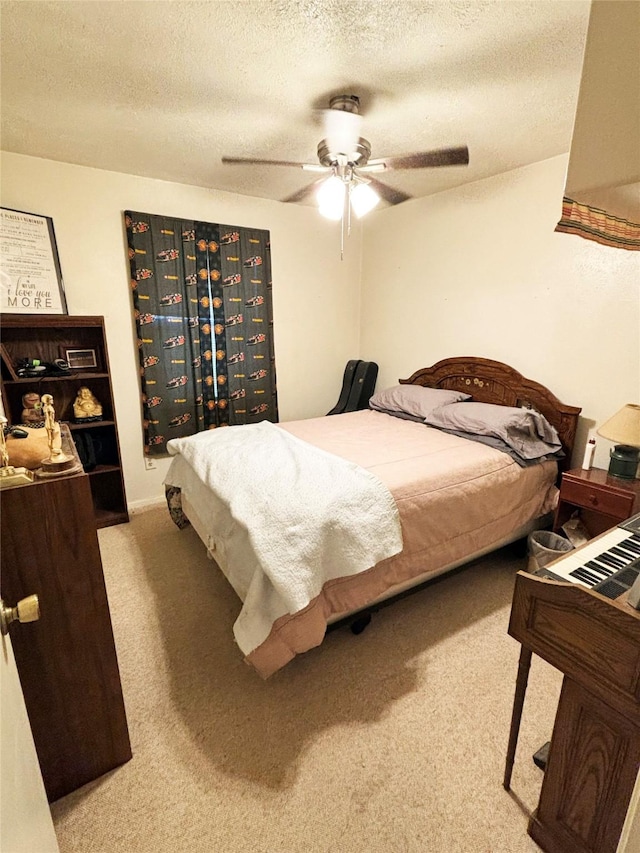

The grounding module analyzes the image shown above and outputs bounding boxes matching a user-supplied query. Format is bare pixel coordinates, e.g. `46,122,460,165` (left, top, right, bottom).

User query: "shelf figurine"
73,386,103,422
21,392,44,425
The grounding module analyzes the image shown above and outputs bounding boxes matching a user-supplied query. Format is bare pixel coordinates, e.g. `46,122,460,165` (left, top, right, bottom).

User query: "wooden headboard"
400,357,581,470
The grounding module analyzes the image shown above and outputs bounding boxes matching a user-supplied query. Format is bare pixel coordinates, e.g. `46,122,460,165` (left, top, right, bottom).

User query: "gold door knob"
0,595,40,636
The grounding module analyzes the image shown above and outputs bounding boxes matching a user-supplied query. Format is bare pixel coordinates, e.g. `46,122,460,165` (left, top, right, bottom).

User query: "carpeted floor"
51,503,561,852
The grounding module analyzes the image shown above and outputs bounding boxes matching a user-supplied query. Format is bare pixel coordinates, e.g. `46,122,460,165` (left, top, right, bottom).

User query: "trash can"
527,530,574,573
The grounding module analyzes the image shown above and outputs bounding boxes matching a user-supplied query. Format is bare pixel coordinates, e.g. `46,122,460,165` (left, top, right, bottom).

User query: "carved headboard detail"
400,357,581,470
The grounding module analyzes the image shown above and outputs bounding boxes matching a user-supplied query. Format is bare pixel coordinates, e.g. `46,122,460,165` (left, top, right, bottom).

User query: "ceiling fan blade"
357,163,387,173
368,146,470,171
281,179,326,205
323,108,363,158
222,156,312,168
365,176,413,206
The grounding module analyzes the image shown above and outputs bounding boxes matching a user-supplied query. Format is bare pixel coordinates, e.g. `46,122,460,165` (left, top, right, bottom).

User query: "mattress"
167,409,559,677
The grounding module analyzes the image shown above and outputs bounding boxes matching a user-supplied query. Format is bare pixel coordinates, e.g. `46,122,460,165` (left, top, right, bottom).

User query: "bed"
164,357,581,678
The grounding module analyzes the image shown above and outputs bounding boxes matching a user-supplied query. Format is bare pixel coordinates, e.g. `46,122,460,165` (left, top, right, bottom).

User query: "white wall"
3,151,638,502
0,152,362,505
360,155,640,470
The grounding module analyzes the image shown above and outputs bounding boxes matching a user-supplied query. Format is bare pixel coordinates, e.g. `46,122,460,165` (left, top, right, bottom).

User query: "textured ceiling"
0,0,591,208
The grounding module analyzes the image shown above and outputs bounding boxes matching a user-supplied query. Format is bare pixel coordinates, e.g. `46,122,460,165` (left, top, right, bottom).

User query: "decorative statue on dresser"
0,415,35,487
41,393,72,466
0,418,8,470
73,386,103,422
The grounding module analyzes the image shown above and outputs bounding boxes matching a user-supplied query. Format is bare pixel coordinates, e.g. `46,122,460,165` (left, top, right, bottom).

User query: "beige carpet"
51,504,562,853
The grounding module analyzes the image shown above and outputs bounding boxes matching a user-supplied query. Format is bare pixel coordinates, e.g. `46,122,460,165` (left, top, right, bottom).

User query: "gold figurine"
73,386,103,422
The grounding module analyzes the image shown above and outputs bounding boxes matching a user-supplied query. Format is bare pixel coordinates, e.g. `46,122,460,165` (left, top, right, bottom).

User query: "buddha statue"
73,386,103,421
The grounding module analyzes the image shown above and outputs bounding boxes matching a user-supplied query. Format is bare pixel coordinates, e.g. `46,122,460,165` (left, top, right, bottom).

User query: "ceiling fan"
222,94,469,218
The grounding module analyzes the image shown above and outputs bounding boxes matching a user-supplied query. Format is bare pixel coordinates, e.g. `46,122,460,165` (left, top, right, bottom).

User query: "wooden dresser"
0,465,131,801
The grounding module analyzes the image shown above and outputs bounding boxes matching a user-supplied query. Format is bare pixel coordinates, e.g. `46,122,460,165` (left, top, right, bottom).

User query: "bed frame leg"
510,536,529,559
350,612,372,635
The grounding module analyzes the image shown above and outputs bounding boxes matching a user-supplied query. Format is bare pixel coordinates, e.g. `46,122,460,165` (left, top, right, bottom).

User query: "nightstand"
553,467,640,538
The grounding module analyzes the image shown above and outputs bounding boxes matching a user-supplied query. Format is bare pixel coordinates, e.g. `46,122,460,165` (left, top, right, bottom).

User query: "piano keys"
538,527,640,600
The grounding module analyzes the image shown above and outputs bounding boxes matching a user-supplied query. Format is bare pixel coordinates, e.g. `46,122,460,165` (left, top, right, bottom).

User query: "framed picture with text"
64,348,98,370
0,207,68,314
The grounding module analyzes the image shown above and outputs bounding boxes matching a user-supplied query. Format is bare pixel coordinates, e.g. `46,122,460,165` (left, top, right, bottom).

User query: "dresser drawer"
560,477,635,518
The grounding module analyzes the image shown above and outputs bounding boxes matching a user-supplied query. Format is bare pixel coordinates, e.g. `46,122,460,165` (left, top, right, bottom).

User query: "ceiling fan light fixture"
317,176,346,220
222,95,469,241
350,182,380,218
324,107,363,161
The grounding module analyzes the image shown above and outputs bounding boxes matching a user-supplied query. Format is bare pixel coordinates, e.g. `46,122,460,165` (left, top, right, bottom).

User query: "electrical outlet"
144,457,156,470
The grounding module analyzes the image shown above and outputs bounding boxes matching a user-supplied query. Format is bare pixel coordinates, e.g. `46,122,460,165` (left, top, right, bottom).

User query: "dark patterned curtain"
125,211,277,456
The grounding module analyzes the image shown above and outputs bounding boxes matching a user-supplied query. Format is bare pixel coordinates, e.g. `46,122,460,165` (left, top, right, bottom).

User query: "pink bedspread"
242,410,558,677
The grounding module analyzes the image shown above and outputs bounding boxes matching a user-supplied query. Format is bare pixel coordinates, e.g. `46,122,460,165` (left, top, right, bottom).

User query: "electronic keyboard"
538,513,640,602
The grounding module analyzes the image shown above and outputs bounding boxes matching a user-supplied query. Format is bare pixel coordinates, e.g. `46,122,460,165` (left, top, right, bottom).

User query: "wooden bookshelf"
0,314,129,527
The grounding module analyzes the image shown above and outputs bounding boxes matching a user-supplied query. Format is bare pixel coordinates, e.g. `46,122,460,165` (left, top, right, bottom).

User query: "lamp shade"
317,177,345,220
350,183,380,218
596,404,640,447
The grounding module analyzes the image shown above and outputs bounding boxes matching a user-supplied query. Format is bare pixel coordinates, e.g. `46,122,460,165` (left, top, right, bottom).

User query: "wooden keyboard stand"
504,550,640,853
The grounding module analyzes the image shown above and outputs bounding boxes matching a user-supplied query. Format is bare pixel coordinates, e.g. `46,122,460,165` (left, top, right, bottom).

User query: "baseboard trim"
127,496,166,513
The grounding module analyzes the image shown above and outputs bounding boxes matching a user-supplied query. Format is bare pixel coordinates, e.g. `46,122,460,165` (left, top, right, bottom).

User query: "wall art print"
0,208,68,314
125,211,277,456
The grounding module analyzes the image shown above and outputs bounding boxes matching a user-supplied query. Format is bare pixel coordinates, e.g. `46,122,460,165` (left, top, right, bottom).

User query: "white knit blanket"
165,421,402,655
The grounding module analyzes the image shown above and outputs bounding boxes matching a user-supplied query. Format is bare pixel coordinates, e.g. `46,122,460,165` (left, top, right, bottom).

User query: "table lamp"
596,403,640,479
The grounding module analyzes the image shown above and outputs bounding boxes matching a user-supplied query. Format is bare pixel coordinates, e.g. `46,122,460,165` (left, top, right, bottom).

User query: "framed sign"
64,348,98,370
0,208,67,314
